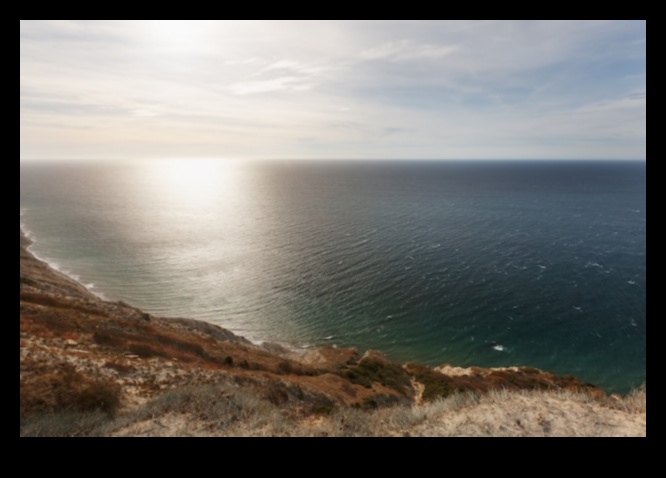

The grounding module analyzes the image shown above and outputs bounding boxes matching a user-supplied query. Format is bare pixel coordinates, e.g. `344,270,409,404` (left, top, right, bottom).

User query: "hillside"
19,228,646,436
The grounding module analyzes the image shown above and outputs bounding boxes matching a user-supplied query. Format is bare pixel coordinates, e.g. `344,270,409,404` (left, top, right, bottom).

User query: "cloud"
230,76,313,95
256,60,328,75
20,20,646,160
131,109,161,117
227,57,340,95
360,40,460,61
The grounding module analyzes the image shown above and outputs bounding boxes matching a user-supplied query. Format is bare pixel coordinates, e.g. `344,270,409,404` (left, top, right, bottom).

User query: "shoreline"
18,224,641,396
20,222,647,436
20,222,107,299
19,225,304,354
20,227,99,301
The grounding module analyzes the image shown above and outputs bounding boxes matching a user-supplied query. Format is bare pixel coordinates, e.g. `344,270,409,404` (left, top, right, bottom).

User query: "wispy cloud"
20,20,646,160
229,59,335,95
360,40,460,61
230,76,313,95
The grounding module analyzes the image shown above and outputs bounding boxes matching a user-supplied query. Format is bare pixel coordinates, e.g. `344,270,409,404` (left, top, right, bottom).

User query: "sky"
20,20,646,161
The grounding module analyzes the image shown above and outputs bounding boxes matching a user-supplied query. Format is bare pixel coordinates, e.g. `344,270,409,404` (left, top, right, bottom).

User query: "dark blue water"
19,159,646,394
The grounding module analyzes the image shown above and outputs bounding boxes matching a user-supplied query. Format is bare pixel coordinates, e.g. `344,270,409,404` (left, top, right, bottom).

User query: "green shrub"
20,276,35,287
338,359,413,396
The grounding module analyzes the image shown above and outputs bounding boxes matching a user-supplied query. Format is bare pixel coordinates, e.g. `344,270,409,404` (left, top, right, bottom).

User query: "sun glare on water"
161,158,220,185
150,159,241,207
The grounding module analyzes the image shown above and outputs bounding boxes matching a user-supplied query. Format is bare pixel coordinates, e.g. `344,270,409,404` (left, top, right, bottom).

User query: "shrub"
277,360,294,375
93,330,127,348
338,359,413,396
64,379,122,415
20,410,112,437
128,342,162,358
20,364,122,418
262,382,290,405
20,276,35,287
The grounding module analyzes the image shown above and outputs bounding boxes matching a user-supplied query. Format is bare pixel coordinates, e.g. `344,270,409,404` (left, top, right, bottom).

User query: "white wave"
492,344,505,352
22,227,34,240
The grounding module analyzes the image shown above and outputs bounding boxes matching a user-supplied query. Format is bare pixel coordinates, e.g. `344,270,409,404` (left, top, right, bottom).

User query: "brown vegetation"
20,360,121,418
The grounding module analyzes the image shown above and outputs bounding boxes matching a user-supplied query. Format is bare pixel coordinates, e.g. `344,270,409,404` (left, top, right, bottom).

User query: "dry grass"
397,387,646,437
28,383,641,437
20,409,112,437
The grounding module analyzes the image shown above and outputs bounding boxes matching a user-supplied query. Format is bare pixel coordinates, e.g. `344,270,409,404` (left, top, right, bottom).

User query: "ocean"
19,159,646,394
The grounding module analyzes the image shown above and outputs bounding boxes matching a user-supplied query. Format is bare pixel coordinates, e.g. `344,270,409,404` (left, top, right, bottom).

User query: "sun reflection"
162,158,220,187
135,158,256,270
149,159,242,209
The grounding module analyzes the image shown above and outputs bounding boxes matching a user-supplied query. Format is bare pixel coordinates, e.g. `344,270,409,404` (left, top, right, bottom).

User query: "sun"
143,20,215,53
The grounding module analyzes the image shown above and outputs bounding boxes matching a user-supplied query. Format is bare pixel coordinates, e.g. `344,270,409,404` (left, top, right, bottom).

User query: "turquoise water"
20,159,646,394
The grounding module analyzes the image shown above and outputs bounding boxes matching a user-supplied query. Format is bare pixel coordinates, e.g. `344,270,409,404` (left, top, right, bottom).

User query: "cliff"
19,228,646,436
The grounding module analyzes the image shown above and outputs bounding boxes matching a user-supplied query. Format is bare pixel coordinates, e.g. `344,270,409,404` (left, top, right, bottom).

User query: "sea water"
19,159,646,394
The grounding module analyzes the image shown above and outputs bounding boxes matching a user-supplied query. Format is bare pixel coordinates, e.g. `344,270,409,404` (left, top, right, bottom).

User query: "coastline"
20,227,98,301
19,159,647,395
19,223,641,393
20,226,311,358
19,225,646,436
